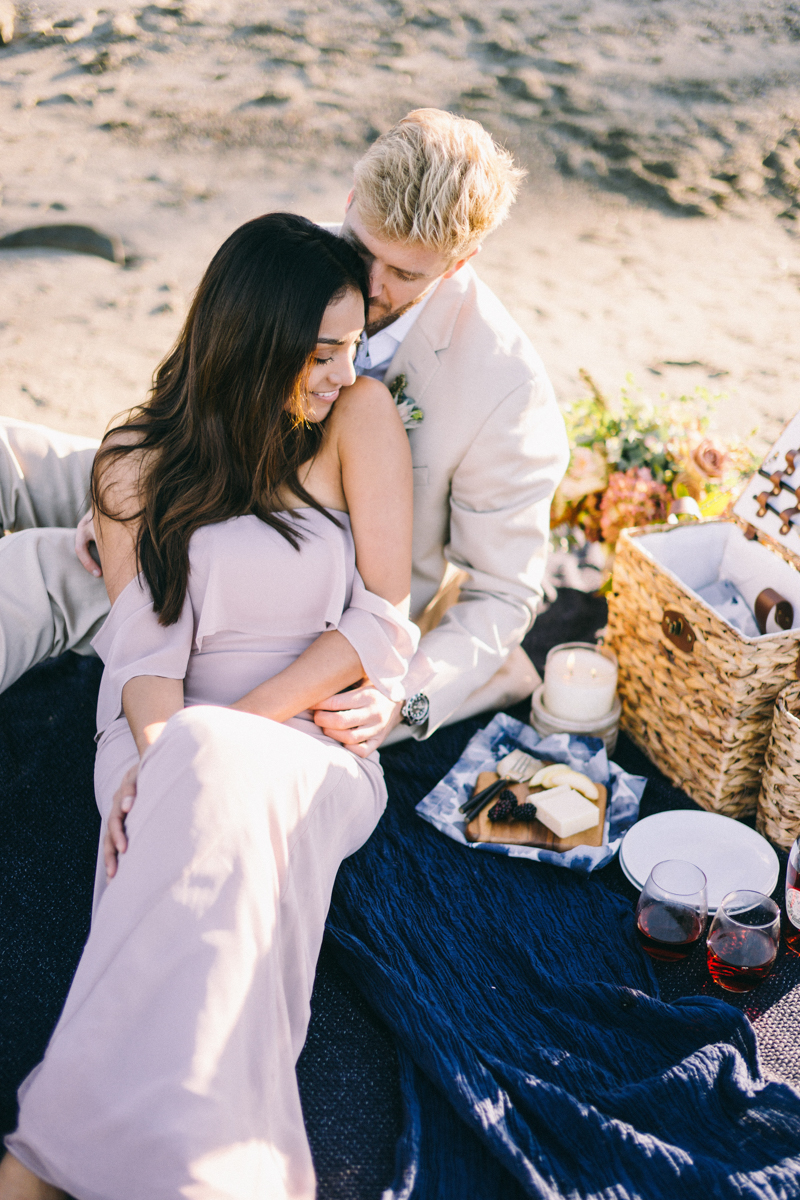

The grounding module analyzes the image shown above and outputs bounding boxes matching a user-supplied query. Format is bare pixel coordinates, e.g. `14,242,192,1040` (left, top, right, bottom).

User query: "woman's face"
303,288,365,423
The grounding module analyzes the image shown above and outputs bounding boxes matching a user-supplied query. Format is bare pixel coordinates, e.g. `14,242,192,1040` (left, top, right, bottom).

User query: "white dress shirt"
356,287,437,381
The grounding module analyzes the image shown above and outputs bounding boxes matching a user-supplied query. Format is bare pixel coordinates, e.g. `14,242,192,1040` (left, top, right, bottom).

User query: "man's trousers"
0,417,109,693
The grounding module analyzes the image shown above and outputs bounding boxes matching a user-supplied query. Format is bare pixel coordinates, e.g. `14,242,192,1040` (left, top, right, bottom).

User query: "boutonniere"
387,373,423,430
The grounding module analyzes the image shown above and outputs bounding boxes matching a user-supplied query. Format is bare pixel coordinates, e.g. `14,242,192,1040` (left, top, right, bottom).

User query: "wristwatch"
401,692,430,727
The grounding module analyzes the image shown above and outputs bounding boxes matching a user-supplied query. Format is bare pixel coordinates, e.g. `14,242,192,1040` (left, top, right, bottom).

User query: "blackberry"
513,803,538,823
488,793,518,822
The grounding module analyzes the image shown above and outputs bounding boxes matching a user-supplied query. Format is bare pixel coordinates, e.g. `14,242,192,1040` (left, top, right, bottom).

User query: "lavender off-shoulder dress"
7,509,419,1200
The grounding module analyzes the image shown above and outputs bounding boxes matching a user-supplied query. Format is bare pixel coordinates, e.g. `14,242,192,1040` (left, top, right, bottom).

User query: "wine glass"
706,890,781,992
784,835,800,957
635,859,708,962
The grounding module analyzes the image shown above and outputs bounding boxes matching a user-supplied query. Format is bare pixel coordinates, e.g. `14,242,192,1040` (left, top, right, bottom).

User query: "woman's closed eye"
315,336,362,367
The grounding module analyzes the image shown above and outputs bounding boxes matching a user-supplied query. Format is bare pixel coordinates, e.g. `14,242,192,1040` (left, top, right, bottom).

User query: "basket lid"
733,411,800,567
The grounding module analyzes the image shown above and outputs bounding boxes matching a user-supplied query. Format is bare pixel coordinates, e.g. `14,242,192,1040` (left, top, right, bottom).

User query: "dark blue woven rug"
331,717,800,1199
2,588,799,1199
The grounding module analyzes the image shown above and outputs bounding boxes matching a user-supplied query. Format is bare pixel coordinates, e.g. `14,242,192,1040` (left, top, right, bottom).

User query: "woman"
2,213,419,1200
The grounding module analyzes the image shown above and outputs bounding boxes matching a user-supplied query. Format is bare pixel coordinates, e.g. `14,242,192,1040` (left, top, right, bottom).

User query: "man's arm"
411,375,568,735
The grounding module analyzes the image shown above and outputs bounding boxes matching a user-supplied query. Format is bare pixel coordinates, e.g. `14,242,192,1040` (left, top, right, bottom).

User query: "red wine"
783,915,800,957
706,929,778,992
785,849,800,957
636,903,704,962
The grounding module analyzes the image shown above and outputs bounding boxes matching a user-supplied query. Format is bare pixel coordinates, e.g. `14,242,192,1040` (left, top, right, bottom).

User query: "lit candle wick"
591,667,597,678
565,651,575,680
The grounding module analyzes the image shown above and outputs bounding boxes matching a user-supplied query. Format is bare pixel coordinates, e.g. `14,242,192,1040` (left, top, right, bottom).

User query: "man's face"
341,197,470,336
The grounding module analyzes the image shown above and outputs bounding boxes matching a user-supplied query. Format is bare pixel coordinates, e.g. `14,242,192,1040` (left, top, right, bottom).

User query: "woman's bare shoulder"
328,376,403,438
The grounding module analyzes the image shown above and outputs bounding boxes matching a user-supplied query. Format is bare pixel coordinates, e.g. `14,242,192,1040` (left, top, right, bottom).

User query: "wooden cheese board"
464,762,607,851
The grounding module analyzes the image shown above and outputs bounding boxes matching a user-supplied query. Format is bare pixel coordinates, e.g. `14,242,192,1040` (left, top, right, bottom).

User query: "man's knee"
0,528,105,691
0,416,98,531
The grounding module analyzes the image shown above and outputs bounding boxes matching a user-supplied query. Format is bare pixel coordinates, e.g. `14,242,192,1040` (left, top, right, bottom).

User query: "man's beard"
365,294,424,337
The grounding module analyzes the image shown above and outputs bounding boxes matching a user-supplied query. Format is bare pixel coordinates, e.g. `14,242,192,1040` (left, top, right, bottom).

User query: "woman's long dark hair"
92,213,369,624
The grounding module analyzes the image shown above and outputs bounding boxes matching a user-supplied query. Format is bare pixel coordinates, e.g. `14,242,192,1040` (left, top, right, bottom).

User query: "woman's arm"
333,376,413,609
122,676,185,757
103,675,185,878
95,434,185,755
94,438,188,874
230,630,362,722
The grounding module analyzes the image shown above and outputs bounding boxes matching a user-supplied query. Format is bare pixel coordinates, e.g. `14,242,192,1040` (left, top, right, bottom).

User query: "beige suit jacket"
385,263,569,735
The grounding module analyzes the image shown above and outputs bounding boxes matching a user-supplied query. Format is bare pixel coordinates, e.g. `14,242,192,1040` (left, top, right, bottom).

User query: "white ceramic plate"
620,810,779,913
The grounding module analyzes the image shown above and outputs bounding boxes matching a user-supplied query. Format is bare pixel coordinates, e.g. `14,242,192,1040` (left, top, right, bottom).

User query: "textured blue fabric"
3,651,800,1198
330,720,800,1200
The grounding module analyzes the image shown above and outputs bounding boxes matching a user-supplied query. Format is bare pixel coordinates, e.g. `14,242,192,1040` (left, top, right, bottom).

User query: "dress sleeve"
91,574,193,734
335,570,431,702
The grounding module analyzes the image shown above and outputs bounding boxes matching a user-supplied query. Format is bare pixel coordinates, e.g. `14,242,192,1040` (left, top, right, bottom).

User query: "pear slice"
529,764,600,802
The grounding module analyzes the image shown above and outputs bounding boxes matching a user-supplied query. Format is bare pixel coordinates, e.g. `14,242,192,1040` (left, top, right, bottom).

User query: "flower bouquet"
552,372,758,554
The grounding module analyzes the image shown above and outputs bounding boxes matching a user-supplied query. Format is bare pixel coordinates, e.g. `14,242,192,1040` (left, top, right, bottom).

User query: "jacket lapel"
383,268,472,404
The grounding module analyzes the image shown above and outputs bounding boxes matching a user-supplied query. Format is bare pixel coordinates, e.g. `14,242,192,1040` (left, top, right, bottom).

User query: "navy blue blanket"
330,726,800,1199
2,625,800,1198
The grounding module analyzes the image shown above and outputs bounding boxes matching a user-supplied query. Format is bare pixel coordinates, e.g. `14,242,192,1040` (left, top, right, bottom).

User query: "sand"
1,0,799,449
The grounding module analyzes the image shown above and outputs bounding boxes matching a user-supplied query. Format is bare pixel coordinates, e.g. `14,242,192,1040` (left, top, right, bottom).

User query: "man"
0,108,568,752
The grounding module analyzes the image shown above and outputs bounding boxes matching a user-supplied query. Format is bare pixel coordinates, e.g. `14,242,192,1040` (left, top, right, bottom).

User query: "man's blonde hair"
352,109,525,261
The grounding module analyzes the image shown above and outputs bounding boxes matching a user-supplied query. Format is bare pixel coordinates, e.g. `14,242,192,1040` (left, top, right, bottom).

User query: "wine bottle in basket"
785,835,800,957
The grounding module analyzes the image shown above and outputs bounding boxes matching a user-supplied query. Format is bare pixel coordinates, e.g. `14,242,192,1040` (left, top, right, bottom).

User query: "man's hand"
104,764,138,879
313,684,403,757
75,510,102,577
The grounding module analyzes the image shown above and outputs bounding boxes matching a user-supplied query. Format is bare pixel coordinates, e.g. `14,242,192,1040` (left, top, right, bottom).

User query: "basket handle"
661,610,696,653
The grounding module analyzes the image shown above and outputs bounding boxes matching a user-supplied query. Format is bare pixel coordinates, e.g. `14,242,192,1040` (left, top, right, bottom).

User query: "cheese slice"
533,785,599,839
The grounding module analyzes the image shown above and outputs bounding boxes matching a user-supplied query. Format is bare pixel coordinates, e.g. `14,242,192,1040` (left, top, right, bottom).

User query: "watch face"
404,693,429,725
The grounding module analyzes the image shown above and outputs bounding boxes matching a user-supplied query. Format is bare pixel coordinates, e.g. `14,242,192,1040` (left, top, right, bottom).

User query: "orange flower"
691,438,727,480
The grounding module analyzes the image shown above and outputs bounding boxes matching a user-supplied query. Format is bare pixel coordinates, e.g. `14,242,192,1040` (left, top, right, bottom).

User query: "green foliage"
564,380,717,484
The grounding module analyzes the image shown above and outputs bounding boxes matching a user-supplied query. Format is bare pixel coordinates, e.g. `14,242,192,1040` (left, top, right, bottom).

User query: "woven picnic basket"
757,680,800,849
606,520,800,817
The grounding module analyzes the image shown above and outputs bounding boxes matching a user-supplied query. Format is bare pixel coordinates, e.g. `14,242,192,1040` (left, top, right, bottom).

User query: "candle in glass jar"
543,645,618,722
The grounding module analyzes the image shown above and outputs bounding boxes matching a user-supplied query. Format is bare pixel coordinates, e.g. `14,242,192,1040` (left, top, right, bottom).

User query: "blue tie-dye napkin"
416,712,647,875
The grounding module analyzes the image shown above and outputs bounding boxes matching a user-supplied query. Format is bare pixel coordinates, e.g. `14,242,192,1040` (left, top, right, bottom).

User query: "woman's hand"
104,764,139,880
